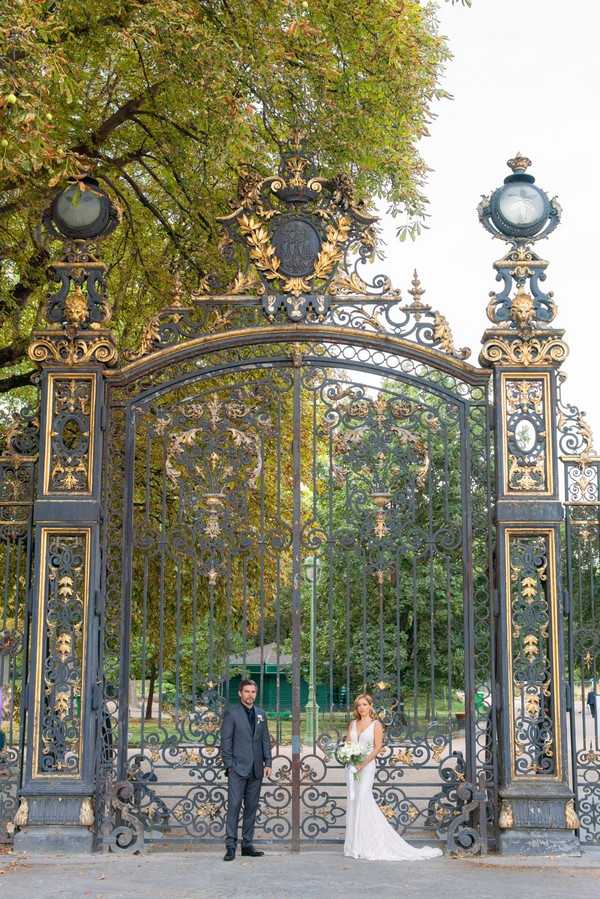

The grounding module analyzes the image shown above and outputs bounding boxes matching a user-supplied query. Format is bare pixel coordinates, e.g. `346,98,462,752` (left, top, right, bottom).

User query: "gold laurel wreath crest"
237,214,281,282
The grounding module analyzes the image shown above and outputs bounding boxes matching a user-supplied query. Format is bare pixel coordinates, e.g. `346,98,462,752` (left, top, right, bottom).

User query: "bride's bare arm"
356,720,383,770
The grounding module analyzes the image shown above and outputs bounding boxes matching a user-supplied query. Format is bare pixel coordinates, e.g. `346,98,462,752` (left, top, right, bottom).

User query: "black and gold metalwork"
560,382,600,846
2,147,592,857
0,411,37,841
504,530,561,778
32,528,91,777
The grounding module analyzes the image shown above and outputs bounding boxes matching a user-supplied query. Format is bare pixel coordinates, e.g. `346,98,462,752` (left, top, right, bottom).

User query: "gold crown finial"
408,269,425,306
507,152,532,174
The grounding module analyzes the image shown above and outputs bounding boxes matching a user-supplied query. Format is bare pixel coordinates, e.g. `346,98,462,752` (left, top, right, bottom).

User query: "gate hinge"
562,589,571,617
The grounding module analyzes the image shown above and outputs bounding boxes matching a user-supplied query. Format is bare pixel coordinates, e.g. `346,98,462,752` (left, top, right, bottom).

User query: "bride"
344,693,443,861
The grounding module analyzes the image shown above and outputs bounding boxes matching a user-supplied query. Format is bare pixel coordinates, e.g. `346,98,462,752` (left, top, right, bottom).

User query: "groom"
220,678,272,861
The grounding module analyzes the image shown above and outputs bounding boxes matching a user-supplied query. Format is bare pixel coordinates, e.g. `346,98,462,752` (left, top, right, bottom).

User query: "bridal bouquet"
338,741,367,780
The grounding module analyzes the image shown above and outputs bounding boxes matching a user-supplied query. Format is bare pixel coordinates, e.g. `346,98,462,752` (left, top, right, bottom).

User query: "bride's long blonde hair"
353,693,377,721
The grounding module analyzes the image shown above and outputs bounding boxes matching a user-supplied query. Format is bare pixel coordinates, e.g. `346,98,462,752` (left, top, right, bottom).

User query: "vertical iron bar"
275,394,282,748
259,430,266,701
460,404,477,781
564,502,579,820
175,486,184,720
117,406,137,780
291,364,302,852
17,494,34,792
139,429,152,744
192,560,199,700
427,426,435,720
328,429,334,712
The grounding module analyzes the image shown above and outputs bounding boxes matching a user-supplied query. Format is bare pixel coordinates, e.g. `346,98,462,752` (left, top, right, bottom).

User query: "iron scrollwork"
29,230,118,368
45,376,94,494
504,376,550,494
507,533,557,778
34,531,89,776
0,410,37,839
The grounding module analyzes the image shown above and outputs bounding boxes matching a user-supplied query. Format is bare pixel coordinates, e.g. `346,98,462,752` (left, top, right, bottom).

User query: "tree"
0,0,462,396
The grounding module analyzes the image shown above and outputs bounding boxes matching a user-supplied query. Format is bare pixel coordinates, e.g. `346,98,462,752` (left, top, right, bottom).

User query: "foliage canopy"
0,0,460,394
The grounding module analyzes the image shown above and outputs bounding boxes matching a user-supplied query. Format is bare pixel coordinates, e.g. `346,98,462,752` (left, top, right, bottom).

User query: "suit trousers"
225,770,262,849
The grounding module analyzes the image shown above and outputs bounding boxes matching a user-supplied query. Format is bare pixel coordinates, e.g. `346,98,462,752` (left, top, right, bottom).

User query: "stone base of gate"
12,795,95,854
497,787,581,856
14,825,94,854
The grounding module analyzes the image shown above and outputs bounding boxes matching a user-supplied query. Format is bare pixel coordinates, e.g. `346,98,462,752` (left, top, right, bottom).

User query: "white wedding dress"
344,720,443,861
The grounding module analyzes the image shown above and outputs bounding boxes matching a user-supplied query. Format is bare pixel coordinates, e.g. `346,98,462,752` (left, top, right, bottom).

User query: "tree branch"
72,82,164,157
0,340,28,369
0,370,34,394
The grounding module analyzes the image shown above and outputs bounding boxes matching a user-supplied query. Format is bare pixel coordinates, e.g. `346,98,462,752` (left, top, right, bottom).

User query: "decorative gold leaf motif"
14,798,29,827
523,634,539,661
565,800,580,830
432,312,470,360
282,276,311,297
237,214,281,281
392,747,414,766
127,314,161,360
56,632,72,661
378,803,396,820
196,802,220,819
480,333,568,367
525,692,540,717
227,270,261,295
521,577,537,602
80,798,95,827
54,691,70,719
28,333,118,366
313,216,350,281
58,575,74,601
498,800,513,829
328,270,371,295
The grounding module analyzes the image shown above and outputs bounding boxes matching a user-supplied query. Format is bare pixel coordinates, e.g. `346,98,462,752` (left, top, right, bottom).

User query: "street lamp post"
302,555,321,745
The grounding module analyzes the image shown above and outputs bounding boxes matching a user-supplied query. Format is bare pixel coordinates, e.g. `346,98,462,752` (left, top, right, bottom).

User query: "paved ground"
1,848,600,899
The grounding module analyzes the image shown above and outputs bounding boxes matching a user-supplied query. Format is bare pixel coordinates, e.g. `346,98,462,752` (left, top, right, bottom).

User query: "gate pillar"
13,182,118,852
479,155,579,854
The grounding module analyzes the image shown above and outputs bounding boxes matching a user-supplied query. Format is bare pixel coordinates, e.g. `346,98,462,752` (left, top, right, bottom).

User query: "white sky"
378,0,600,442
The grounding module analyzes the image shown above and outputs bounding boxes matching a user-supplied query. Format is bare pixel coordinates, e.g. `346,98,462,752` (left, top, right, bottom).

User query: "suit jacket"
220,703,272,779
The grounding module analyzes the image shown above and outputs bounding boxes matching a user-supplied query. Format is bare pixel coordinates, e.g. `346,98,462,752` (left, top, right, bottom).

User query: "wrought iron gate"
3,145,547,855
563,429,600,846
0,415,36,842
96,313,496,852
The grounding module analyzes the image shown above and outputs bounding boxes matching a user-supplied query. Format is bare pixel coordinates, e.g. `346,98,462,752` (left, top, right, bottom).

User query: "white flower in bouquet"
338,740,366,779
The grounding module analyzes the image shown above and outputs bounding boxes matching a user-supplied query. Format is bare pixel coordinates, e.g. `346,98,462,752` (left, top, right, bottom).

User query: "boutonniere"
256,713,264,724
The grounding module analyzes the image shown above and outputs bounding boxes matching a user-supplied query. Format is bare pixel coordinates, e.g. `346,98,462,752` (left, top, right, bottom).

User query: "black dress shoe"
241,846,264,857
223,848,235,861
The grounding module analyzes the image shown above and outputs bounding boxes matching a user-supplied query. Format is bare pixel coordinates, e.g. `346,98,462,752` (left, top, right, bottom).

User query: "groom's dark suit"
221,702,272,850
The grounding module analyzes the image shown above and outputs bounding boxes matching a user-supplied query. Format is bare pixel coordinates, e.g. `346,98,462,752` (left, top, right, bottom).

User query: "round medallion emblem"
271,218,321,278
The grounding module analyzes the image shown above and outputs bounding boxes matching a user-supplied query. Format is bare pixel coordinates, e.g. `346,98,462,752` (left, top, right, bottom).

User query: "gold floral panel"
43,374,96,495
32,528,91,777
505,528,562,780
501,372,553,496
